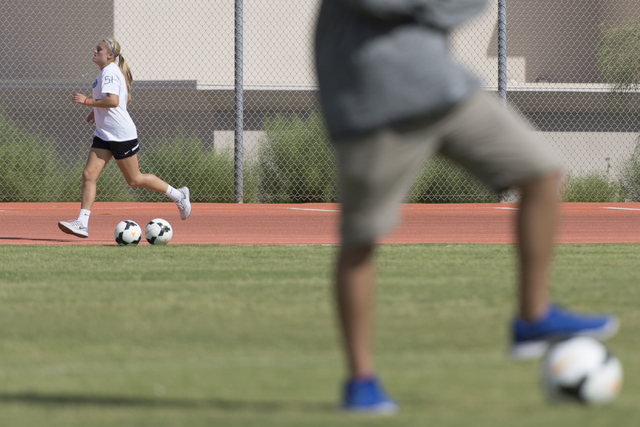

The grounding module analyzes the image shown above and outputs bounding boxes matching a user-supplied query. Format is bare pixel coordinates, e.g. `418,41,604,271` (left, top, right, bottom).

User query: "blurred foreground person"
315,0,618,414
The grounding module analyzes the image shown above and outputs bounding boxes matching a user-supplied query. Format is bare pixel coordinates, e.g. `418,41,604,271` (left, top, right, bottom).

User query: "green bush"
597,18,640,202
61,130,259,203
58,157,135,203
4,110,636,204
407,155,497,203
0,113,62,202
562,172,622,202
617,137,640,201
136,129,259,203
259,113,337,203
258,114,496,204
598,19,640,91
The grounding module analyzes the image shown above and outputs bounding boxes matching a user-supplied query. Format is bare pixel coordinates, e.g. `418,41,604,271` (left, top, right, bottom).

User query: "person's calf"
516,171,561,322
336,243,376,378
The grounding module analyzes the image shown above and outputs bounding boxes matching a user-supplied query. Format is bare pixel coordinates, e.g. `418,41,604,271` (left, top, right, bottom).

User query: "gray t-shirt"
315,0,487,142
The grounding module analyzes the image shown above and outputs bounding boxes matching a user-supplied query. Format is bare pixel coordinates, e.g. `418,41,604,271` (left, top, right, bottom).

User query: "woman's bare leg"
115,154,169,193
82,148,112,210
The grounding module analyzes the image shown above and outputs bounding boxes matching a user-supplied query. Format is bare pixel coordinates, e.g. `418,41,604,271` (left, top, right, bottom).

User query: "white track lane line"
601,207,640,211
286,207,339,212
493,207,518,210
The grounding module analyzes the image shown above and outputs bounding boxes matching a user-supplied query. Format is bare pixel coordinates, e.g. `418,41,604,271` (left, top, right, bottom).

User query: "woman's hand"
72,93,89,105
73,93,118,108
86,111,95,124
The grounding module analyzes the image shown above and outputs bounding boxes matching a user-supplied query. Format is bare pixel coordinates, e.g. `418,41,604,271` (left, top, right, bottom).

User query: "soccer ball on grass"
114,220,142,246
541,336,622,405
144,218,173,245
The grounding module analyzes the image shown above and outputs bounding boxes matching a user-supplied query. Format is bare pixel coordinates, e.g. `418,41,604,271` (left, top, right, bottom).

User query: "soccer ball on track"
144,218,173,245
114,220,142,246
541,336,622,405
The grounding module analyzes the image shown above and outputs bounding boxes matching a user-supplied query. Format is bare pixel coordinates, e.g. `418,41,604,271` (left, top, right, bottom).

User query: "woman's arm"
72,93,119,108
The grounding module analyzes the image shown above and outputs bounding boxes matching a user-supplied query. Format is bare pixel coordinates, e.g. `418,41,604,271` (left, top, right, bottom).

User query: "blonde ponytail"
118,54,133,93
104,38,133,93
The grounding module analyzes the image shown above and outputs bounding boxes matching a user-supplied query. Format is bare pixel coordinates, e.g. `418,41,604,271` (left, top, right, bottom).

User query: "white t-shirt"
91,62,138,141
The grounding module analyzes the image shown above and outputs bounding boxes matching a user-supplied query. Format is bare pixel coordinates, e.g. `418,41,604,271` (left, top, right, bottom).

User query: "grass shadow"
0,237,72,243
0,392,336,414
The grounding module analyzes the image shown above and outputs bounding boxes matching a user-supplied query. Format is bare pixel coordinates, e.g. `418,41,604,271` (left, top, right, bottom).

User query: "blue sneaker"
342,377,398,414
510,305,619,360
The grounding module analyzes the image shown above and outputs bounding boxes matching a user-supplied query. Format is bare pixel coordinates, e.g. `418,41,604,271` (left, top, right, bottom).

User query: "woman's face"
92,41,113,68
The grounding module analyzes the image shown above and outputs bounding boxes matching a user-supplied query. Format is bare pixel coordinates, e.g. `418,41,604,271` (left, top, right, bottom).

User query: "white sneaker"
58,220,89,238
175,187,191,220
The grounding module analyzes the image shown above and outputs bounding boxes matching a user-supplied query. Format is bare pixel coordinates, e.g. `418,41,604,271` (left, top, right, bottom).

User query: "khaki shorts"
335,91,562,245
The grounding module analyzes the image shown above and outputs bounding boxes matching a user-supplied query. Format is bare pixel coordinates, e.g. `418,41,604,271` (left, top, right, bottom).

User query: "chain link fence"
1,1,639,203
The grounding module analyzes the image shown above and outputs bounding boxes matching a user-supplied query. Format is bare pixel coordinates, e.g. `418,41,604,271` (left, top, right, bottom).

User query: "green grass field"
0,244,638,426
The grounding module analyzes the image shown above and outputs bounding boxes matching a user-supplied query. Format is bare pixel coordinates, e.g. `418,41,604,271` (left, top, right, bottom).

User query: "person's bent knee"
341,242,375,256
82,168,99,183
517,169,562,200
125,177,144,188
339,243,375,267
518,169,562,190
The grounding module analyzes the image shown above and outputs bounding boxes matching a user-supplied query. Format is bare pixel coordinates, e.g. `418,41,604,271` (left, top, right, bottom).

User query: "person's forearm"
85,97,118,108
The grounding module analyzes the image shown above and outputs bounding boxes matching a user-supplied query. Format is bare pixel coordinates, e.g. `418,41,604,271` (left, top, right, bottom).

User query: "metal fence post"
234,0,244,203
497,0,508,202
498,0,507,107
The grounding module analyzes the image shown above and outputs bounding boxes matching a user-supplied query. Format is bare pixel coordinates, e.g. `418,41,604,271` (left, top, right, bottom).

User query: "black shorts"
92,136,140,160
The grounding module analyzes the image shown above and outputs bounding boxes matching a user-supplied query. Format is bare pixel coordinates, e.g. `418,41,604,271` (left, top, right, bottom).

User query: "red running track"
1,202,639,245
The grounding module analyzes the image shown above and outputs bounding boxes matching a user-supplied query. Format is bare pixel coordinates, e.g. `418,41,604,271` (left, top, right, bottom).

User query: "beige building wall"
114,0,498,88
114,0,318,88
242,1,319,88
4,0,636,88
114,0,640,88
451,0,526,87
113,0,505,88
485,0,640,84
539,132,639,175
113,0,234,85
601,0,640,26
502,0,603,84
0,0,112,84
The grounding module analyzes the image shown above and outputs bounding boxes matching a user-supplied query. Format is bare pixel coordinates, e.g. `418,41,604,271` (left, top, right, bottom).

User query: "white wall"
115,0,500,88
114,0,235,85
114,0,319,87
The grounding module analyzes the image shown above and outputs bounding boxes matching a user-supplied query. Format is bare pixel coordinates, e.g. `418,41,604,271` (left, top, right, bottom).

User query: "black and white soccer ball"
114,220,142,246
541,336,622,405
144,218,173,245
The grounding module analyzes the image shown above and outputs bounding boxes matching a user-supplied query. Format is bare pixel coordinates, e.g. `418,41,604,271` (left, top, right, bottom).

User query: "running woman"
59,38,191,238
